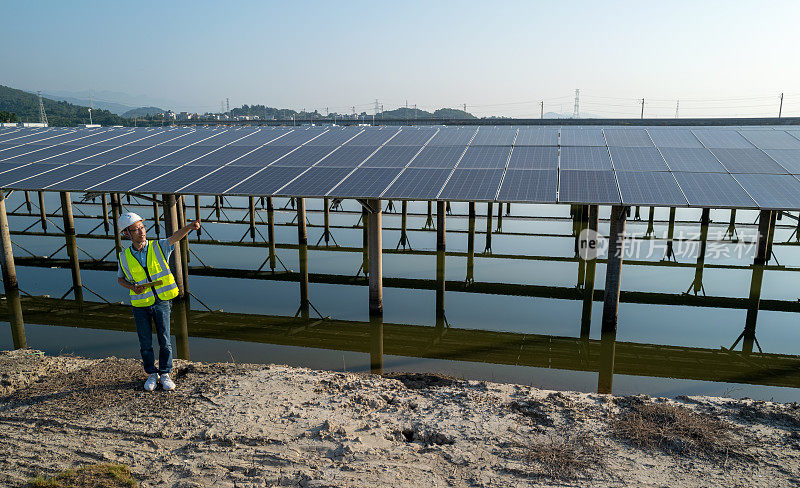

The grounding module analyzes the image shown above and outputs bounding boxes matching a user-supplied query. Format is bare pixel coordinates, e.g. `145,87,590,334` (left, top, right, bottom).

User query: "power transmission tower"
88,93,93,125
37,91,48,126
226,98,230,115
675,100,680,118
640,98,645,119
573,89,580,118
374,99,380,116
779,92,784,118
540,101,544,119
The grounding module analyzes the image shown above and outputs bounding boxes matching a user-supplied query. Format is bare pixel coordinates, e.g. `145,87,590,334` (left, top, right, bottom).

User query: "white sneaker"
144,373,159,392
160,373,175,391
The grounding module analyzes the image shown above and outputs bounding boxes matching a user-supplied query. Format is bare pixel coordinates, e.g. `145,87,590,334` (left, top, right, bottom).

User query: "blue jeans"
132,299,173,374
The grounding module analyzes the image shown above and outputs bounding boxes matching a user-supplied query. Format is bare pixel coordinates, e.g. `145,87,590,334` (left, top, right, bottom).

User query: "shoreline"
1,349,798,487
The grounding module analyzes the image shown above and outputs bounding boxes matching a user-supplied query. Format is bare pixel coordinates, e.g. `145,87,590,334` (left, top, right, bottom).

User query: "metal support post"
323,197,331,245
645,207,655,237
398,201,409,249
162,194,185,298
152,194,160,238
0,191,25,348
496,201,503,232
248,196,256,241
60,192,83,304
664,207,676,261
194,195,202,238
267,197,277,272
367,199,383,318
485,202,493,253
686,208,710,295
38,191,47,232
601,205,627,334
23,191,31,213
436,201,446,329
101,193,110,234
467,202,475,283
110,193,122,258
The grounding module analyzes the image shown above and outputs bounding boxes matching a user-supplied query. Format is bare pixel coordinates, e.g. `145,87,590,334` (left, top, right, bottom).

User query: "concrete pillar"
467,202,475,283
664,207,676,261
110,193,122,259
496,201,503,232
152,195,161,238
37,191,47,232
162,194,185,298
297,198,309,320
101,193,110,234
370,314,384,375
323,197,331,245
23,191,31,213
765,211,777,264
194,195,202,238
646,207,655,237
485,202,493,253
214,195,221,220
176,195,190,305
248,196,256,241
436,201,445,251
743,210,772,354
689,208,710,295
60,192,83,304
267,197,276,272
367,199,382,317
601,205,627,334
0,191,25,348
399,201,408,249
580,205,599,338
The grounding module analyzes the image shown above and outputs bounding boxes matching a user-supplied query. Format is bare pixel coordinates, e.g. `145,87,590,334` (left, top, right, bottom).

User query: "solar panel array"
2,125,800,209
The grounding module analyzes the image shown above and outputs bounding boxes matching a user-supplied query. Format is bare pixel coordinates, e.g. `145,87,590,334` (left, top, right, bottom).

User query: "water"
2,193,799,402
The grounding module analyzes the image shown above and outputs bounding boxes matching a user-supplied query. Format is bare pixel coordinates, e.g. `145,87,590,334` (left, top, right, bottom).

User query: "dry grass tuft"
29,463,137,487
612,400,746,462
509,434,606,480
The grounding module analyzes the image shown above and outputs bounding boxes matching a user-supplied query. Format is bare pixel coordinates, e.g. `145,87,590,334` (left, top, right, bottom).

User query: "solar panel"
692,129,754,149
456,146,512,169
90,165,178,193
276,166,355,197
381,168,452,199
608,147,669,171
657,147,727,172
270,129,328,146
646,129,704,148
426,128,476,146
384,128,437,145
739,130,800,150
130,165,216,193
437,169,504,201
314,146,379,167
348,128,400,146
270,146,337,167
304,127,363,146
558,170,620,204
142,145,223,166
50,164,143,191
228,145,297,166
616,171,687,206
514,127,558,146
762,150,800,174
496,169,557,203
672,172,756,208
560,128,605,146
10,164,100,189
407,145,466,168
361,145,421,167
506,146,558,170
560,147,612,170
602,129,654,147
328,167,404,198
470,127,517,145
222,166,308,195
709,148,788,174
733,174,800,209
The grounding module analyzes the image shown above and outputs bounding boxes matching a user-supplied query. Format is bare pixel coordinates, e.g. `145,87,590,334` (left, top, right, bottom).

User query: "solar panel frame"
762,149,800,174
672,172,756,208
602,128,654,147
608,146,670,171
407,145,467,169
514,127,559,146
426,128,477,146
268,145,338,167
275,166,355,197
327,167,405,199
560,146,612,170
560,128,605,146
384,128,437,146
732,173,800,210
657,147,727,172
557,170,620,204
381,168,452,200
313,146,380,168
470,127,517,146
496,169,557,203
616,171,688,206
456,146,512,169
739,130,800,150
709,148,789,174
692,129,754,149
506,146,558,170
437,168,505,201
360,145,422,168
221,166,309,195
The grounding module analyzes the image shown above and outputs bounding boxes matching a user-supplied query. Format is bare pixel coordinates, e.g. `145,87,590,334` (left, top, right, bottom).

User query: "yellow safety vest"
118,240,179,307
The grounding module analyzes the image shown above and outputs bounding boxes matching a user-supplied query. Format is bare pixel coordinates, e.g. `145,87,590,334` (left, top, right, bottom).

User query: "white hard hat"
118,212,144,234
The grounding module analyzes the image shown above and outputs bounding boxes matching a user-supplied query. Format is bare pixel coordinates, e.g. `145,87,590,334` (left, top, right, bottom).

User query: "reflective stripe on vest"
118,240,180,306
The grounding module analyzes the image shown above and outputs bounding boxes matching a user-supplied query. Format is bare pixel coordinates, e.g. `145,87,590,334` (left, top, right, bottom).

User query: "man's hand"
133,285,147,294
169,219,202,246
190,219,201,231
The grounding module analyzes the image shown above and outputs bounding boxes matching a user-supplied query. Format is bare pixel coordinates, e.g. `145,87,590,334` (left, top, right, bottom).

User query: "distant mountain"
122,107,166,118
41,93,134,115
40,89,179,113
0,84,128,126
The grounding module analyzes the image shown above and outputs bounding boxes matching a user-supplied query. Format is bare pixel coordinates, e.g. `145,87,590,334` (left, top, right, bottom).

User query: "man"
117,210,201,391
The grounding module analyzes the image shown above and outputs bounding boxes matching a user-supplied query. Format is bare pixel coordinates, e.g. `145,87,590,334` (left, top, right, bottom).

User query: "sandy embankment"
0,349,798,487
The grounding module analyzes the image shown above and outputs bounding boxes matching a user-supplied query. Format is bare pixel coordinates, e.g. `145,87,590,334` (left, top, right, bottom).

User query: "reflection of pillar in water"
580,205,599,339
267,197,276,272
485,202,493,253
0,191,25,348
597,329,617,394
467,202,475,283
297,198,310,321
60,192,84,305
367,199,383,374
743,210,772,354
173,298,190,360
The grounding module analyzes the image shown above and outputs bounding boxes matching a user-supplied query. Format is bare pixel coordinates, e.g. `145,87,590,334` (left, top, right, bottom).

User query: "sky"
3,0,799,118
